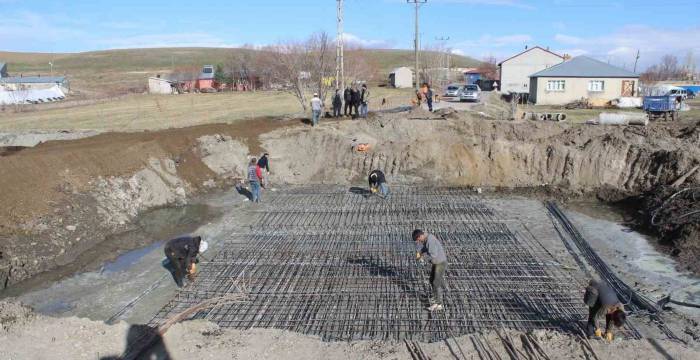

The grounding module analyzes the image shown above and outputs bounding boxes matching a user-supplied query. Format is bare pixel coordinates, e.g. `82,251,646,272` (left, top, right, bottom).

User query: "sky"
1,0,699,70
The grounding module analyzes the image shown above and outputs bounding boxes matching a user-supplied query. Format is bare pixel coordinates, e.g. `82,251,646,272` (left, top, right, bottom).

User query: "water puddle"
2,202,219,298
566,201,700,313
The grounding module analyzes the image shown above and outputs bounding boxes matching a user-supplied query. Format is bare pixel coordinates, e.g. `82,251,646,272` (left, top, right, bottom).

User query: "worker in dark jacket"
344,87,353,117
368,169,389,198
585,279,627,341
332,89,343,118
164,235,208,287
414,229,448,311
257,153,270,173
351,86,362,119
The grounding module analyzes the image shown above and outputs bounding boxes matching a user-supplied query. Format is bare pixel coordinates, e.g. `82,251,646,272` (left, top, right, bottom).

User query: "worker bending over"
413,229,448,311
585,279,627,341
368,169,389,198
164,235,208,287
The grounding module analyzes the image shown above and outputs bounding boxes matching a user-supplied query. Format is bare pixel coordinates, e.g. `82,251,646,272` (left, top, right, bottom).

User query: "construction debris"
564,98,592,110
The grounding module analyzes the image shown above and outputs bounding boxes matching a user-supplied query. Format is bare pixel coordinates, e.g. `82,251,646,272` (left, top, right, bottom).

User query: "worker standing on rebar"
413,229,448,311
368,169,389,198
164,235,208,287
584,279,627,341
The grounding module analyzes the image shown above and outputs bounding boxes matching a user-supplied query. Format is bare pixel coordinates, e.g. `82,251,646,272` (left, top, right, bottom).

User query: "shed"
148,76,174,94
0,76,69,92
198,65,215,89
528,56,639,105
464,69,481,85
498,46,564,94
0,62,7,78
389,67,413,88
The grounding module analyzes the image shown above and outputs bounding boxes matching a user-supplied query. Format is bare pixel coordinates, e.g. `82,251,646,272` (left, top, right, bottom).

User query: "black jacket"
344,88,352,102
257,155,270,172
333,93,342,107
368,169,386,187
351,89,362,105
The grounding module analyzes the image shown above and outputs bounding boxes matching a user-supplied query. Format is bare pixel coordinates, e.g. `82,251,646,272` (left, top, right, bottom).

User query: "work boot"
605,332,614,342
427,304,443,311
594,328,603,338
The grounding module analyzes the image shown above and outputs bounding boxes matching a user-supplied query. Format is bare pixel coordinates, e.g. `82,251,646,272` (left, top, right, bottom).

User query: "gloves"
594,328,602,337
416,252,422,260
605,332,613,342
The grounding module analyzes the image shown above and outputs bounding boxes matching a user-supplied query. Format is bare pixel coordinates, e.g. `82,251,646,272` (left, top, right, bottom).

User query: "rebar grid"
152,188,587,342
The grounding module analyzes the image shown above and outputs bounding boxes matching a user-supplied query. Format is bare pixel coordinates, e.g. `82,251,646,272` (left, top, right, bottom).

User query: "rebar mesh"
152,187,588,342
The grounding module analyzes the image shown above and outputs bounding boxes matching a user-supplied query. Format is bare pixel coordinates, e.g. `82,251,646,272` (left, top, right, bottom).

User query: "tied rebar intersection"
152,187,586,342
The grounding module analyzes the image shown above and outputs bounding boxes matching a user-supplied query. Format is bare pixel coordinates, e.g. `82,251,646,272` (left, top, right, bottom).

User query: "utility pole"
407,0,427,90
336,0,345,90
633,49,640,73
435,36,450,87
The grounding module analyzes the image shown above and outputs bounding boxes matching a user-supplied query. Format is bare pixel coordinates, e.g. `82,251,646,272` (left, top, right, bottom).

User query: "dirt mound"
0,118,294,290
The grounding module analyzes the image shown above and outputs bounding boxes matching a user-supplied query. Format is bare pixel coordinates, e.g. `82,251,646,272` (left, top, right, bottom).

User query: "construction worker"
368,169,389,198
332,89,343,118
584,279,627,341
164,235,208,287
413,229,448,311
248,157,263,203
310,93,323,126
257,152,270,188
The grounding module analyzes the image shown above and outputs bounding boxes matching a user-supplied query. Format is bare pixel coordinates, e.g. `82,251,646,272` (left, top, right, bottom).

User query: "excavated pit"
150,187,648,342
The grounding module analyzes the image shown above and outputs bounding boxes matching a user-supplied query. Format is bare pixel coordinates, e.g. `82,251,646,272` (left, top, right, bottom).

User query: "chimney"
525,45,528,50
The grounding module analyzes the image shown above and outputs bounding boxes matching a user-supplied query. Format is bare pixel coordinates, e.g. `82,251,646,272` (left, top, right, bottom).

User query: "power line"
407,0,427,90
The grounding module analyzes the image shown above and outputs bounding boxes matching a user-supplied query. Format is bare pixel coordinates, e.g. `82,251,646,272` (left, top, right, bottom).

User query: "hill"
0,48,480,97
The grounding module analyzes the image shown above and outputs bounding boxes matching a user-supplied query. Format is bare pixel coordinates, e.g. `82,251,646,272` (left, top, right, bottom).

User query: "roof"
498,46,563,66
529,56,638,78
464,69,481,74
0,76,66,84
390,67,412,74
0,62,6,69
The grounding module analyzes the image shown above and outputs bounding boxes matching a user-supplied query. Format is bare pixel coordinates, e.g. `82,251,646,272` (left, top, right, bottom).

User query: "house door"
621,80,634,96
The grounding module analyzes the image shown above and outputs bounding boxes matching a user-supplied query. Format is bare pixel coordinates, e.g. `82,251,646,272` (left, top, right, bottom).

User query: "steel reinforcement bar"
152,187,586,342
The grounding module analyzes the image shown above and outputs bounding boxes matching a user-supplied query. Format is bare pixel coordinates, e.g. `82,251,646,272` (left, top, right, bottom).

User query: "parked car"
459,84,481,102
444,84,463,97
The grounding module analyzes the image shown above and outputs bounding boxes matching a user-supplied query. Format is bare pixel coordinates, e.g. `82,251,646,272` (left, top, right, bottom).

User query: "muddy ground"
0,101,698,284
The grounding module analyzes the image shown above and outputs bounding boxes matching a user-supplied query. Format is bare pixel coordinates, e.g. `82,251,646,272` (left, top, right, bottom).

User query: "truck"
643,95,681,121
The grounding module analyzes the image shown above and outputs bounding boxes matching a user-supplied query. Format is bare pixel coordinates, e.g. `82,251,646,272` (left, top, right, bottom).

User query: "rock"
66,225,77,231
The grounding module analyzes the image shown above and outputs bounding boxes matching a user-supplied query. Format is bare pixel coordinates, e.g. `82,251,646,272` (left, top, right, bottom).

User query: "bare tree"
477,56,499,80
267,32,334,112
641,54,684,82
343,45,379,87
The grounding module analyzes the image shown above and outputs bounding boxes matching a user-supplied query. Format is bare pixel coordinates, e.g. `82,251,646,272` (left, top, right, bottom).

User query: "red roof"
497,46,564,66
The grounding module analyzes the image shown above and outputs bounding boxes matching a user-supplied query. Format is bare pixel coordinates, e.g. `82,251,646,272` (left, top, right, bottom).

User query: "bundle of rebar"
152,187,586,342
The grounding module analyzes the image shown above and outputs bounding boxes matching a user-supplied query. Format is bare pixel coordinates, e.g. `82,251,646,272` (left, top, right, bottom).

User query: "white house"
528,56,639,105
389,67,413,88
0,62,7,78
498,46,564,95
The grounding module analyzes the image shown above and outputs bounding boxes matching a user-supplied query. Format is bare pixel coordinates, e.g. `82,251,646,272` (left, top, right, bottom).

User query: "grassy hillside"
0,48,480,96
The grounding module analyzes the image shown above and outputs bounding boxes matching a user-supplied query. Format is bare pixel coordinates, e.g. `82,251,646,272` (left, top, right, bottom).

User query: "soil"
0,301,698,360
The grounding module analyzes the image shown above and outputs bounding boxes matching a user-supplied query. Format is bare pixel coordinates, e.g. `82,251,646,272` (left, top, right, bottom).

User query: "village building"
498,46,564,96
528,56,639,105
389,67,413,88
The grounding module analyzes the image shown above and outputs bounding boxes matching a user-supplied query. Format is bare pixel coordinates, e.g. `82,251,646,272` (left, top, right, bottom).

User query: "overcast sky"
1,0,698,70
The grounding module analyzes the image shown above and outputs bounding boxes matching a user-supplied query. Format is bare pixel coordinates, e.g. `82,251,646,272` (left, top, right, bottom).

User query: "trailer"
643,95,681,121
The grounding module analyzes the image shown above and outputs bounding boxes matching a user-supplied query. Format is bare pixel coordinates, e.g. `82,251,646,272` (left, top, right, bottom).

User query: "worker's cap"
313,93,318,96
199,240,209,254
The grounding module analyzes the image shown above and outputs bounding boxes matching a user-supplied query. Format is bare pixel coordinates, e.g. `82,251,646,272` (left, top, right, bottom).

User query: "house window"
546,80,565,92
588,80,605,92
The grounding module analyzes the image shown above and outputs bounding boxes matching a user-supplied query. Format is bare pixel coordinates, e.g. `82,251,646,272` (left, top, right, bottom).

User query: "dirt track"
1,106,699,290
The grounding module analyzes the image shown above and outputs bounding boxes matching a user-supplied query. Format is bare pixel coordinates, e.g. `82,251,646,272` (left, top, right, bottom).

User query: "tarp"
0,85,65,105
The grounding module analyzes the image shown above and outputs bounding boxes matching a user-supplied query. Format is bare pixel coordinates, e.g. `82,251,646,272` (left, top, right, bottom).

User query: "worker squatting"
163,168,627,342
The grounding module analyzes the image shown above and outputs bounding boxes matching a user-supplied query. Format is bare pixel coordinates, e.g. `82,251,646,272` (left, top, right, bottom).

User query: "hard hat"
199,240,209,254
